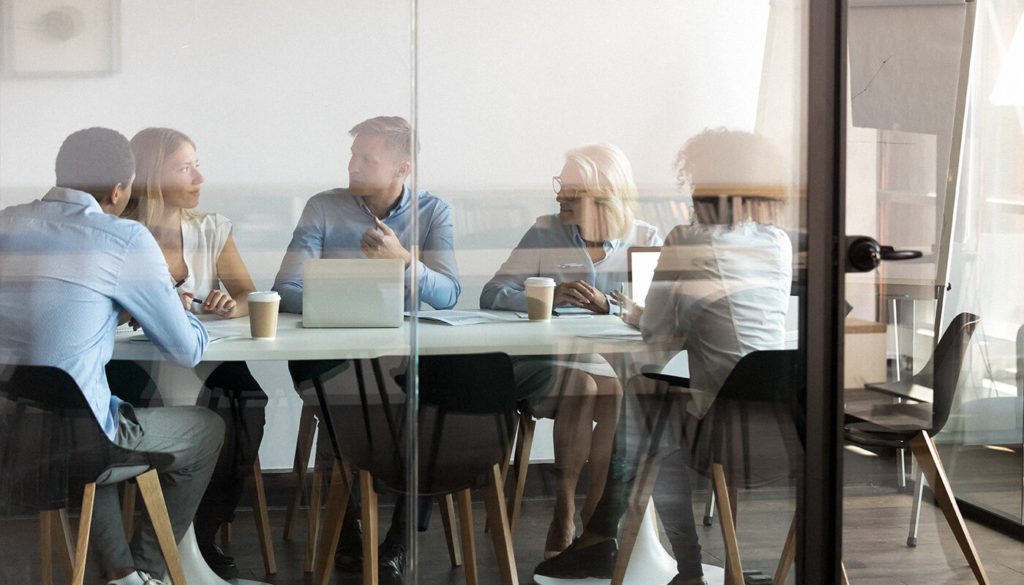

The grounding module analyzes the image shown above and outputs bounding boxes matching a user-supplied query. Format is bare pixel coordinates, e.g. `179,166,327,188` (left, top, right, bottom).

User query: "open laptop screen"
627,246,661,305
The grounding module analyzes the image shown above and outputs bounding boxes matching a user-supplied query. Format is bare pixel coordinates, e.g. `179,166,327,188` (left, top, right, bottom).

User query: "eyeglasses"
552,176,586,199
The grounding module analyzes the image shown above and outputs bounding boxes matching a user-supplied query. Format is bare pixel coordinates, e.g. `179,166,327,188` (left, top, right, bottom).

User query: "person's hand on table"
554,280,610,314
200,289,236,318
610,291,643,327
179,292,195,312
361,217,412,268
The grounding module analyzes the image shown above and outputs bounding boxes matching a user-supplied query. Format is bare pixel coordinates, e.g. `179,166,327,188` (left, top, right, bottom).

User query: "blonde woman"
481,143,662,557
122,127,266,579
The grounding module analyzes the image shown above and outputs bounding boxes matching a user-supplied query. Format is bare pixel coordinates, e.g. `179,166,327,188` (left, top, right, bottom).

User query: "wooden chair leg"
361,470,379,585
841,561,850,585
457,489,478,585
439,494,463,567
773,513,798,585
312,459,352,585
285,405,318,541
908,431,991,585
712,463,744,585
121,481,137,539
611,454,663,585
305,458,326,572
39,510,55,585
70,483,96,585
135,469,186,585
219,522,231,546
507,414,535,536
39,509,75,585
250,456,277,574
53,508,76,582
482,464,519,585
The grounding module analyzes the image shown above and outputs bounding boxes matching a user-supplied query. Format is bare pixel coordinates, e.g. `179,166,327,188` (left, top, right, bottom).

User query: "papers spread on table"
130,332,240,343
576,328,643,341
408,310,507,326
513,311,593,320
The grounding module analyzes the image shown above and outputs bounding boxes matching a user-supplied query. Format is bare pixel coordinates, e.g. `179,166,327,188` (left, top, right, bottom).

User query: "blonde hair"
563,143,637,240
675,128,789,226
349,116,414,161
124,127,200,225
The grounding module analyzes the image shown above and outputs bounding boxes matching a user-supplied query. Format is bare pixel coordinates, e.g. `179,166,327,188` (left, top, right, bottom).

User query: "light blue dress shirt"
272,185,460,313
0,188,209,439
480,214,662,312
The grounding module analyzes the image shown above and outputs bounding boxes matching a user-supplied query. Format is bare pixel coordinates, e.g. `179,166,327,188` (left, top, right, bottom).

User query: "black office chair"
0,364,187,585
611,350,809,585
844,312,989,585
289,354,520,585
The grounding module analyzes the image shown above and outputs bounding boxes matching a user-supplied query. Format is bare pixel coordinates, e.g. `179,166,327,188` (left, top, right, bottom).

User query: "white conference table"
114,311,648,361
112,311,681,585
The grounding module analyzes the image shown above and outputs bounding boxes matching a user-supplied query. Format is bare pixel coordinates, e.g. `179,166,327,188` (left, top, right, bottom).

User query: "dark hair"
54,127,134,203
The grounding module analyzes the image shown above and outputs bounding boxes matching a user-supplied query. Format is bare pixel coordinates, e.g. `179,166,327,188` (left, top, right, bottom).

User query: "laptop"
302,258,405,328
627,246,661,304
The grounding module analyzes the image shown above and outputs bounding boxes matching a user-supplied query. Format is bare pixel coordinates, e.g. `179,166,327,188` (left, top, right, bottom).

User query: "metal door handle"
845,236,923,273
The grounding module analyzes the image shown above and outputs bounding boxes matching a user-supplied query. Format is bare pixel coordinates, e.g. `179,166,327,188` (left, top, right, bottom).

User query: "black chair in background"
0,364,186,585
611,349,816,585
289,353,520,585
844,312,989,585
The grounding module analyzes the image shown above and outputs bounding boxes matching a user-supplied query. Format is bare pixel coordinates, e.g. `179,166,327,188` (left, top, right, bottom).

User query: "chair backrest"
688,349,805,488
288,354,518,496
918,313,980,433
0,365,112,512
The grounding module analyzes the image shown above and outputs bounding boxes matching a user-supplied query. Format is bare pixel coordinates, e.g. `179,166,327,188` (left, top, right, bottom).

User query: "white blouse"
176,212,233,314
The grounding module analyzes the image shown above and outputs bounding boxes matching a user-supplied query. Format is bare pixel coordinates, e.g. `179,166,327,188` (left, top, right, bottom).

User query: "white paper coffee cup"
248,291,280,339
525,277,556,321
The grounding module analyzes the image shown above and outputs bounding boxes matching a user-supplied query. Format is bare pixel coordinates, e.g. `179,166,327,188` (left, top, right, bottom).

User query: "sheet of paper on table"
407,310,507,326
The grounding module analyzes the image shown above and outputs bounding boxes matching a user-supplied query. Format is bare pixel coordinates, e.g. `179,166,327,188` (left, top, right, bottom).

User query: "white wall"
0,1,775,468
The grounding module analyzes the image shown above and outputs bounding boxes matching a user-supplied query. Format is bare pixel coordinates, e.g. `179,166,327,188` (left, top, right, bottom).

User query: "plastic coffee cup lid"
248,291,281,302
525,277,556,287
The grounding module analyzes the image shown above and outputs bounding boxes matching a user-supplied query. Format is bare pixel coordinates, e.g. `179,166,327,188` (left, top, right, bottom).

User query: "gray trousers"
90,404,224,576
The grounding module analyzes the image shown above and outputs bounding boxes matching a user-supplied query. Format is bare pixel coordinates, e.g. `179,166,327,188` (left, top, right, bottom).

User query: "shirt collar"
356,184,412,220
569,223,616,253
42,187,104,211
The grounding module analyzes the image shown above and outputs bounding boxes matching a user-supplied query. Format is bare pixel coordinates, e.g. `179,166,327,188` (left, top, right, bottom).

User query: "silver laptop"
627,246,661,304
302,258,405,328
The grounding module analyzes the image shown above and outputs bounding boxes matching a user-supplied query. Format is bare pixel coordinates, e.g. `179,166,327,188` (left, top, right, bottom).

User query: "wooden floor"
2,449,1023,585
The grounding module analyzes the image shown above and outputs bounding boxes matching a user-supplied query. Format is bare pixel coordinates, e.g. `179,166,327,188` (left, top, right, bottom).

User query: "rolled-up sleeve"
480,226,543,312
115,228,208,366
273,197,325,313
415,202,460,310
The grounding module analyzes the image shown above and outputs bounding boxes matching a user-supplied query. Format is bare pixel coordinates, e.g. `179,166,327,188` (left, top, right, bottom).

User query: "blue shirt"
480,214,662,312
0,188,209,439
272,185,460,313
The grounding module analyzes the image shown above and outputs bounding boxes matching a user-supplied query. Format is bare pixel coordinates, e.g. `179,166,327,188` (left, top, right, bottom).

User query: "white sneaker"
136,571,170,585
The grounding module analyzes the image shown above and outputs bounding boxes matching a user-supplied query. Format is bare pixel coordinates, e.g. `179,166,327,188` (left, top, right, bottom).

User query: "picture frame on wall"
2,0,120,77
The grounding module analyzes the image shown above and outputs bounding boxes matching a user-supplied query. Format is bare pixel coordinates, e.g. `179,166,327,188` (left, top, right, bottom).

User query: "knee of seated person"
192,407,226,447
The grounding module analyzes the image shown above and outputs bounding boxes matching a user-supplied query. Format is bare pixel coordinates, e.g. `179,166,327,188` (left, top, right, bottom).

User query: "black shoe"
378,538,407,585
199,543,239,580
334,518,363,573
533,537,617,583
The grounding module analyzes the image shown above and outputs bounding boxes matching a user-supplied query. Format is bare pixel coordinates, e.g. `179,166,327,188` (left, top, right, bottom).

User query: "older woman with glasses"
480,143,662,559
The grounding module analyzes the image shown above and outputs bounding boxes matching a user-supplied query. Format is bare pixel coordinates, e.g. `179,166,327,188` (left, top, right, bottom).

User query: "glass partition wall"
0,2,853,585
